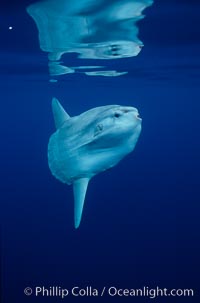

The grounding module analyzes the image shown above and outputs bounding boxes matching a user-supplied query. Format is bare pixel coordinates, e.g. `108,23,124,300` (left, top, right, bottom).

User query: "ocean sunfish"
48,98,142,228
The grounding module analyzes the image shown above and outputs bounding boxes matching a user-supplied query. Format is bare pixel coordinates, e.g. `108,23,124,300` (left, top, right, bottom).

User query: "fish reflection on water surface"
27,0,153,78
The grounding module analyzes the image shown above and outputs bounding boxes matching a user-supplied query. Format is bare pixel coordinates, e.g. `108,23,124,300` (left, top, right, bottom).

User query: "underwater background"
1,0,200,302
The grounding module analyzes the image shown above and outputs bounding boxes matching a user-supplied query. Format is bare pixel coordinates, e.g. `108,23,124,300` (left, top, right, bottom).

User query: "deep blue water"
1,1,200,302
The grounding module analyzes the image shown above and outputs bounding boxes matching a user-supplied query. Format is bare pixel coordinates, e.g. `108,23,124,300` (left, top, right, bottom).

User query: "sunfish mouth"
120,107,142,121
136,112,142,121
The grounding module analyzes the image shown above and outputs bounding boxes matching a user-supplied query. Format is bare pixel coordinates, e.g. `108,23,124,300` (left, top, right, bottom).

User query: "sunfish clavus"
48,98,142,228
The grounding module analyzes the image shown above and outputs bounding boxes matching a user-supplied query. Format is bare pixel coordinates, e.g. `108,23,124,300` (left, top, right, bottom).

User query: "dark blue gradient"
1,1,200,302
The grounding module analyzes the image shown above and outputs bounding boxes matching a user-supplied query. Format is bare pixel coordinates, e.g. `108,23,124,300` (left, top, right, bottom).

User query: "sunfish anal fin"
73,178,90,229
52,97,70,129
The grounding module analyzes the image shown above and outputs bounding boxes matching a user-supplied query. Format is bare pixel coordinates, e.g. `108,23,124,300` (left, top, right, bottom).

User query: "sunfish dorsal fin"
52,97,70,129
73,178,90,229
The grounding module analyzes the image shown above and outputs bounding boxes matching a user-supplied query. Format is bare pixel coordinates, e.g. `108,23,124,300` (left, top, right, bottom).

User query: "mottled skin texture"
48,98,142,228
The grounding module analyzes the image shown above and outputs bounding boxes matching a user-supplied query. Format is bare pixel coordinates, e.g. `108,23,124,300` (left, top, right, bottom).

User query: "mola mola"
48,98,142,228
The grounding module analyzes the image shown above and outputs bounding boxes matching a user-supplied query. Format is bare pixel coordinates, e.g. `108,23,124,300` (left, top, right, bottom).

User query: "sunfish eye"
114,112,121,118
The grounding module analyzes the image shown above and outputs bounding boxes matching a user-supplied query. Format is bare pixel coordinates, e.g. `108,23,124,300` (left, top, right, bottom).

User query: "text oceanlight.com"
24,286,194,299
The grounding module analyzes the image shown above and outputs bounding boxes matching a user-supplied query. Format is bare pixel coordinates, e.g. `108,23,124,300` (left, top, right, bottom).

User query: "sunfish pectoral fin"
52,97,70,129
73,178,90,229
